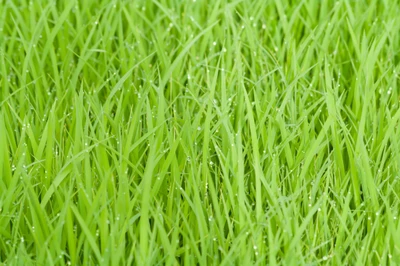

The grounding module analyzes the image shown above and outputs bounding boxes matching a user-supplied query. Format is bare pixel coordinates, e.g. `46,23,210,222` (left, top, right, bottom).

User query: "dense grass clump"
1,0,400,265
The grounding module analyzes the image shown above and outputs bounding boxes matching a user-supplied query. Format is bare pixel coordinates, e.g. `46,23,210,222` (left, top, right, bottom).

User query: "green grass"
1,0,400,265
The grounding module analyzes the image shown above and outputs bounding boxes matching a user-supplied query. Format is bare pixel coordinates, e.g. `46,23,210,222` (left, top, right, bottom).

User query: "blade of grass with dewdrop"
139,92,166,261
70,204,102,262
324,61,347,188
242,88,263,220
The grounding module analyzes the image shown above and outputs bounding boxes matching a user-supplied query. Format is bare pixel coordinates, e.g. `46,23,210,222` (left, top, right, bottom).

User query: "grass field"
1,0,400,265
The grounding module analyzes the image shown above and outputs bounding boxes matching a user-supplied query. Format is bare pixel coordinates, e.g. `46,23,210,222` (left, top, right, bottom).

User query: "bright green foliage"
1,0,400,265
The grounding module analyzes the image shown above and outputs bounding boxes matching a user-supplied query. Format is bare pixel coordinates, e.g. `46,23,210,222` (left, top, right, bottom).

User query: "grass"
1,0,400,265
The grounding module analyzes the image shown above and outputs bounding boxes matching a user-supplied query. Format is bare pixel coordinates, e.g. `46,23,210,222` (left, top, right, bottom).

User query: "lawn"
1,0,400,265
